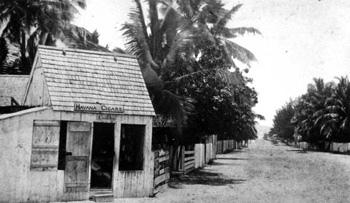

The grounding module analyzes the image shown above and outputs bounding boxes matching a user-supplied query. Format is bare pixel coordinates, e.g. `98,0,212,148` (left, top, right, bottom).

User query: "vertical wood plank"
64,122,91,196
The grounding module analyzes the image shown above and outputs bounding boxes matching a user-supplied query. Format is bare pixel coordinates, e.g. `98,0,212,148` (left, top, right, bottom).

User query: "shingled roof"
35,45,155,116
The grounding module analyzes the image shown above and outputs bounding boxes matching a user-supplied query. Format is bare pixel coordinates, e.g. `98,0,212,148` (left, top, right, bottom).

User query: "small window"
119,124,145,170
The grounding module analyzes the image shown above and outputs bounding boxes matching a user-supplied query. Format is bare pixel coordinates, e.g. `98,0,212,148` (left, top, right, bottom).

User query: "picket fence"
153,136,242,193
297,141,350,153
216,139,241,154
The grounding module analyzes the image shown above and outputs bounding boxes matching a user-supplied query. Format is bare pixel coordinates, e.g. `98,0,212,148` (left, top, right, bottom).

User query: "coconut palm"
293,78,335,145
0,0,86,73
321,77,350,142
122,0,260,129
123,0,261,171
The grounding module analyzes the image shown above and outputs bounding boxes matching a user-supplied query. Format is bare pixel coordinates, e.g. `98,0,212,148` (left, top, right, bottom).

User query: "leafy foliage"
269,100,296,141
122,0,262,142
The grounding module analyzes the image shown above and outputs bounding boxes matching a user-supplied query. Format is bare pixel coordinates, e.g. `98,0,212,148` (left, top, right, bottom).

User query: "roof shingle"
37,45,155,116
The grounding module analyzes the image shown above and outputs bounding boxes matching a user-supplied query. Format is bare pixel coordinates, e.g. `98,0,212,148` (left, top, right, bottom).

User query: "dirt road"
118,139,350,203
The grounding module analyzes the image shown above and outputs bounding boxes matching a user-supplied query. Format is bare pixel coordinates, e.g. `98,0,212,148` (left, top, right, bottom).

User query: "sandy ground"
115,139,350,203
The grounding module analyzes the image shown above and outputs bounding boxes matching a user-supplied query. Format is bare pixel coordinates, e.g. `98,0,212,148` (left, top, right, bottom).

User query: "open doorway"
91,123,114,189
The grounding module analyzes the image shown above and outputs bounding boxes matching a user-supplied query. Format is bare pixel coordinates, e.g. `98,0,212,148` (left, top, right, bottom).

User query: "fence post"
195,144,199,168
181,146,185,171
213,135,217,158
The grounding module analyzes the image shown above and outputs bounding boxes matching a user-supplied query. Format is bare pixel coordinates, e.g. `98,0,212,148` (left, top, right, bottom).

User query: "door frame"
90,122,116,190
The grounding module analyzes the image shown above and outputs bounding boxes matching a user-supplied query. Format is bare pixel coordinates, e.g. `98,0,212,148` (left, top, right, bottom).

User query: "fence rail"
155,135,240,183
153,150,170,192
184,150,195,174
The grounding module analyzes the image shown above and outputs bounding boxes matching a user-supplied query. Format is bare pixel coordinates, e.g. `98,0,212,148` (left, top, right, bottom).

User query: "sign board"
74,103,124,113
153,114,175,127
97,114,117,120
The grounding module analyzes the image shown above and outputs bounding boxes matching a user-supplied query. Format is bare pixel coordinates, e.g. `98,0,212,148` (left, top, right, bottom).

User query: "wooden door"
64,122,92,192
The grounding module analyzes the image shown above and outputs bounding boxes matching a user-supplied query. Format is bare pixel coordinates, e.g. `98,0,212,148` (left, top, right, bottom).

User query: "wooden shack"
0,46,155,202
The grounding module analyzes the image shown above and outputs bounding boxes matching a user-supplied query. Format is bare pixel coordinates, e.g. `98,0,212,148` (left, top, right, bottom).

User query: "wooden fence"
296,141,350,154
216,139,237,154
158,138,252,181
153,150,170,193
184,150,195,174
195,144,205,168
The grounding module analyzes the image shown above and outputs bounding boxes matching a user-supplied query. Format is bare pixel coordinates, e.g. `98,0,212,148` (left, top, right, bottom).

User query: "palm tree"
122,0,260,129
321,77,350,143
0,37,8,73
293,78,335,147
0,0,86,74
60,25,109,51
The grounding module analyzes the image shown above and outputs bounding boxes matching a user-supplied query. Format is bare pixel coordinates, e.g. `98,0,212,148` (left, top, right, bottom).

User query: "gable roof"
35,45,155,116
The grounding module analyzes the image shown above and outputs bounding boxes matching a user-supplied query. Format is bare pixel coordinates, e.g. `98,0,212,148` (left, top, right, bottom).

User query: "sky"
73,0,350,127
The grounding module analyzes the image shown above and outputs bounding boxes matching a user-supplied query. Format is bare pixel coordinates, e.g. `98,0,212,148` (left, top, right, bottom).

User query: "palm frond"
214,4,242,33
222,39,257,67
222,27,261,38
122,1,158,69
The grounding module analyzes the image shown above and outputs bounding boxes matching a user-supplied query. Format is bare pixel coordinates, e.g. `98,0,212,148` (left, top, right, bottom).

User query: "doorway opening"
91,123,114,189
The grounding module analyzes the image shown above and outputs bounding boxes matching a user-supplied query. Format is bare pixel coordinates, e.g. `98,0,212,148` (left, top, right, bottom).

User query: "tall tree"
122,0,260,135
321,77,350,142
292,78,334,143
0,37,8,73
0,0,86,74
270,100,296,141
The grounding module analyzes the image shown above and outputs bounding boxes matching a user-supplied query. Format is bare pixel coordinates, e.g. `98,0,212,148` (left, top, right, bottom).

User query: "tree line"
269,77,350,149
0,0,263,145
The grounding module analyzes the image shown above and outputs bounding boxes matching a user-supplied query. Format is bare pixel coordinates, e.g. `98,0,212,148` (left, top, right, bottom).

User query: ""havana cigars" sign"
74,103,124,113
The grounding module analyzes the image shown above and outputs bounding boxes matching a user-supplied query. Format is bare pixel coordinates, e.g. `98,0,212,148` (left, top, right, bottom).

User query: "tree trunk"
20,30,30,74
39,32,49,45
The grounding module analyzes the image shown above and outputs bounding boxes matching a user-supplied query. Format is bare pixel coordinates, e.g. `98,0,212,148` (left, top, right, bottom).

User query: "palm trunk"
20,30,30,74
39,32,49,45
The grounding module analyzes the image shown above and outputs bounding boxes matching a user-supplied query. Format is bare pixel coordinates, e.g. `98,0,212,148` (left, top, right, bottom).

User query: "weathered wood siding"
0,108,154,202
0,107,63,203
0,75,29,105
114,115,154,198
23,59,51,107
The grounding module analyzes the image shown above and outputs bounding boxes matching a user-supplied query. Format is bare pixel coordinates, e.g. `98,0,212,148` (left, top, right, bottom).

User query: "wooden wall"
23,60,51,107
0,75,29,105
0,108,154,202
113,115,154,198
0,107,64,202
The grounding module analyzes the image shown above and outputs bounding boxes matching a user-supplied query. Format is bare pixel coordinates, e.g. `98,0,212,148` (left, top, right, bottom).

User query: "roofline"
0,75,30,78
0,106,51,120
22,51,40,105
37,45,137,59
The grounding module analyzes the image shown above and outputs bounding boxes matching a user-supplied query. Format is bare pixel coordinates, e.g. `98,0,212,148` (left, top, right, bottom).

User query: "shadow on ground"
177,170,246,186
286,149,308,153
209,162,239,166
216,157,249,161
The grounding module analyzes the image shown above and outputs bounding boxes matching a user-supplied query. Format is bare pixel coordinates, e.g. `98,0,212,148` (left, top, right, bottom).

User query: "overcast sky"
74,0,350,127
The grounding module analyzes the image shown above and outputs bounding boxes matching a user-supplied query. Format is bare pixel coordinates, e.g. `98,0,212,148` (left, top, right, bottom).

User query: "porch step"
90,189,113,202
90,193,114,202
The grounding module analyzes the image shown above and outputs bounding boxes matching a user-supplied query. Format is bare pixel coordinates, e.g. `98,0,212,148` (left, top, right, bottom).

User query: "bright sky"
74,0,350,127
